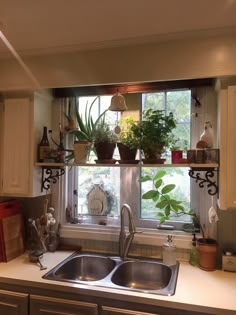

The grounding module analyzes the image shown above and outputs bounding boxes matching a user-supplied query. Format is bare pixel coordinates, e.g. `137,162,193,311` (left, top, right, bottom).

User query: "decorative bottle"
162,235,177,266
38,126,50,162
189,233,199,266
56,123,65,163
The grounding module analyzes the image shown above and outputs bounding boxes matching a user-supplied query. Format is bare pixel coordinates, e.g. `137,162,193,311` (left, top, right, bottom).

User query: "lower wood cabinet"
0,289,28,315
101,306,212,315
30,294,98,315
101,306,159,315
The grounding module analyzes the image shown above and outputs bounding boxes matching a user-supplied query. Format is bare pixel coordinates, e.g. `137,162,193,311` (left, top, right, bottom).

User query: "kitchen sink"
52,254,116,281
43,252,179,296
111,260,172,290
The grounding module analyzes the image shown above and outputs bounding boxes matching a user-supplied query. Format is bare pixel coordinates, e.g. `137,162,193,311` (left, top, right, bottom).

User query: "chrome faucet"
119,204,137,259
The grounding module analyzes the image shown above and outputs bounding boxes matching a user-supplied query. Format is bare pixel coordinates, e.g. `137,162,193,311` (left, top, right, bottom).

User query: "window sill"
60,224,194,249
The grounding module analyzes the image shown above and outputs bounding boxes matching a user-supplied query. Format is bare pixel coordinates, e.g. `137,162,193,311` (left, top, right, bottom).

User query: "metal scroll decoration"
41,167,65,191
188,168,218,196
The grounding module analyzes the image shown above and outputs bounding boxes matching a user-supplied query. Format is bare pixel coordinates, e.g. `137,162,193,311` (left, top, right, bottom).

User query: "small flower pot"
117,143,137,161
95,142,116,160
171,150,183,163
197,238,218,271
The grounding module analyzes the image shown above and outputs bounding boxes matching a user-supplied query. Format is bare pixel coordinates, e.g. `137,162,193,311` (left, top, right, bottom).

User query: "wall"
0,32,236,90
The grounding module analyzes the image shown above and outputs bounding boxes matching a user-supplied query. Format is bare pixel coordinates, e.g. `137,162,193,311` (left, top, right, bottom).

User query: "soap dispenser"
189,233,199,266
162,235,177,266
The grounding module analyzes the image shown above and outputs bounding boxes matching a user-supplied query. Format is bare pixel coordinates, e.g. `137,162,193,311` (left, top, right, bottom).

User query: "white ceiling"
1,0,236,57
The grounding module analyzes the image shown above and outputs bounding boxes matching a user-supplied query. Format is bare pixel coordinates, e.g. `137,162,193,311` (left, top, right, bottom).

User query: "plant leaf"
156,200,168,209
154,178,162,189
139,175,152,182
154,170,166,180
164,205,171,216
142,190,159,199
161,184,175,194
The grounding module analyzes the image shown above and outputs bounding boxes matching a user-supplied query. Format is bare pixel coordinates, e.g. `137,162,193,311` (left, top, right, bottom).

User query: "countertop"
0,251,236,315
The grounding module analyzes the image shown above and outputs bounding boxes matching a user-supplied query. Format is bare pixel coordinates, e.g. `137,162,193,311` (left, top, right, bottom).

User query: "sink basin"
43,252,179,296
46,254,116,281
111,260,172,290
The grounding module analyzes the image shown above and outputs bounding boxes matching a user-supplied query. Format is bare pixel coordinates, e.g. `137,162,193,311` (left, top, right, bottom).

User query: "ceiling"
1,0,236,58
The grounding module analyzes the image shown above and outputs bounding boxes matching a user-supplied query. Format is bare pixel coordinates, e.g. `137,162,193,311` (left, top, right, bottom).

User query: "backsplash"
1,196,235,266
61,237,190,262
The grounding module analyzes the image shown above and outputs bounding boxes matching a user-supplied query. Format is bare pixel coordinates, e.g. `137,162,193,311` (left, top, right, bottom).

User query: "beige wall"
1,33,236,91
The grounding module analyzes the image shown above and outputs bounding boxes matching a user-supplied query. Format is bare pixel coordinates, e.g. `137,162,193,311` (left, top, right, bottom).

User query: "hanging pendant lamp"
108,90,127,111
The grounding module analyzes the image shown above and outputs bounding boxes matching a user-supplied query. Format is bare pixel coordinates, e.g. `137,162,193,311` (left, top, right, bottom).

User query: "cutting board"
0,200,24,262
1,213,24,262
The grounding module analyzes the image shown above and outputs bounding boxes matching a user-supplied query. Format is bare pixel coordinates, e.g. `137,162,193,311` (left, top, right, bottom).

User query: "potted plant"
132,109,176,163
169,136,188,164
140,169,218,271
69,97,107,163
93,120,118,161
117,116,139,161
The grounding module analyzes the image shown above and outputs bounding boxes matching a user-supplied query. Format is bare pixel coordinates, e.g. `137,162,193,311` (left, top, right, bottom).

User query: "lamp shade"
108,92,127,111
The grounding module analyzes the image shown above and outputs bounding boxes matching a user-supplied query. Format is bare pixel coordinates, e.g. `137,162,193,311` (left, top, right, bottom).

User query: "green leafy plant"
70,97,108,143
140,169,204,237
118,116,139,149
132,109,176,159
94,121,118,145
169,135,188,152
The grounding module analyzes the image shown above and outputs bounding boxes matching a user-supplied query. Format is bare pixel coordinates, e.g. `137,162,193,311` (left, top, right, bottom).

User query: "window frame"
56,84,217,248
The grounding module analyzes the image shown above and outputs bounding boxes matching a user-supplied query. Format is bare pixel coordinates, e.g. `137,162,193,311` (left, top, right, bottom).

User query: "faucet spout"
119,204,136,259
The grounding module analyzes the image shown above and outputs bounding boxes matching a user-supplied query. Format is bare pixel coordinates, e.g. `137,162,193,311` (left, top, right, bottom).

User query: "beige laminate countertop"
0,251,236,315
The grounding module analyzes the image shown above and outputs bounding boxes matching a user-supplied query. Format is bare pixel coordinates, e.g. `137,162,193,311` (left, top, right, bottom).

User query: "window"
140,90,192,228
66,96,121,226
65,89,196,231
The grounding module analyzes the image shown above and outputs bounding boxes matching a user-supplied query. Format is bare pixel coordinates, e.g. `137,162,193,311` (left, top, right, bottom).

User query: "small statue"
200,121,214,148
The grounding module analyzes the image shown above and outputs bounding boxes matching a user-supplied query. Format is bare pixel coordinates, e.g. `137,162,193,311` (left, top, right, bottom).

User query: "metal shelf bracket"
188,168,218,196
41,167,65,192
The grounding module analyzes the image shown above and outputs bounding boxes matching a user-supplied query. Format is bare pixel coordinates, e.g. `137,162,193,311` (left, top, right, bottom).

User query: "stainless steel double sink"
43,252,179,296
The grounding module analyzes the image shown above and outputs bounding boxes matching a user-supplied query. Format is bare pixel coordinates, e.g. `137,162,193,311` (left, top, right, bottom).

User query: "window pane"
73,95,120,224
140,89,192,225
141,167,191,222
142,92,165,111
75,166,120,218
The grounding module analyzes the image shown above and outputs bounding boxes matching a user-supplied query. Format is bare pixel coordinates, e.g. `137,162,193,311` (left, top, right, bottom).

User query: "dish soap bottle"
162,235,177,266
189,233,199,266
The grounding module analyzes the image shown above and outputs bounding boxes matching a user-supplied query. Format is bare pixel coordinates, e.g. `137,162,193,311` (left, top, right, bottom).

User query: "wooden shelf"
35,162,219,168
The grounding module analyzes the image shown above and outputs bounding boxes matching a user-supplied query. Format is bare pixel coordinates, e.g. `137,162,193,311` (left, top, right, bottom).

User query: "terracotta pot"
197,238,218,271
73,141,91,163
95,142,116,160
117,143,137,161
171,150,183,163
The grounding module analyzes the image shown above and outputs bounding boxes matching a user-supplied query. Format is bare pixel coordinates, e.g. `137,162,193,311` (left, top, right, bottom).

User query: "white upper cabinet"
218,85,236,209
0,90,52,197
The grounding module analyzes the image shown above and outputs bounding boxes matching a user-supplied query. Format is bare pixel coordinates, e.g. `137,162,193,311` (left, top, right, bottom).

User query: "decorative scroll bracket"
41,167,65,192
188,168,218,196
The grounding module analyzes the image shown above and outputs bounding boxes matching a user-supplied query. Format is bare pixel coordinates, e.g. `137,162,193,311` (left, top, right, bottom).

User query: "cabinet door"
1,98,32,196
102,306,159,315
30,294,98,315
218,86,236,209
0,289,28,315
